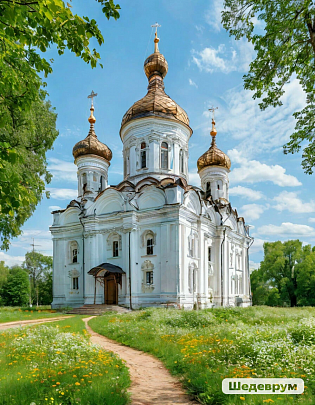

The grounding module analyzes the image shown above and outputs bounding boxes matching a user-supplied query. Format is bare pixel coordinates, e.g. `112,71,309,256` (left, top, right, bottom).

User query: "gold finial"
88,106,96,124
151,22,161,53
209,106,218,141
87,90,97,124
210,119,217,140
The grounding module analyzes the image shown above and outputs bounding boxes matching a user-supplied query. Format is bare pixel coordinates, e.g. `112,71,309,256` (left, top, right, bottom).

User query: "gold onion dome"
73,106,112,162
197,119,231,172
121,32,191,132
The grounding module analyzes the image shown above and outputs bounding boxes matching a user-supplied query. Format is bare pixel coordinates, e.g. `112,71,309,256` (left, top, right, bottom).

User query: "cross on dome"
88,90,98,107
151,22,161,53
208,106,218,121
208,106,218,139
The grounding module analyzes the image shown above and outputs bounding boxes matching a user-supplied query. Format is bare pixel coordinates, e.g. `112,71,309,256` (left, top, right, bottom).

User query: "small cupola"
198,113,231,201
73,91,112,199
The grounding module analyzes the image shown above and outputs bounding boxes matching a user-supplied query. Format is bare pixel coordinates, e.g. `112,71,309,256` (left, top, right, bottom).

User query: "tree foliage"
0,92,58,249
0,0,120,248
222,0,315,174
251,240,315,306
23,252,53,306
1,267,30,306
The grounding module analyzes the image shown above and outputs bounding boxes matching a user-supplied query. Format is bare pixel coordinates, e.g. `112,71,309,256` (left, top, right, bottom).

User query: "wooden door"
105,278,117,304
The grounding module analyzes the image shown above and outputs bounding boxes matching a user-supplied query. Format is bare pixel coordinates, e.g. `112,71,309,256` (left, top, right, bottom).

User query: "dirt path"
84,316,199,405
0,316,73,330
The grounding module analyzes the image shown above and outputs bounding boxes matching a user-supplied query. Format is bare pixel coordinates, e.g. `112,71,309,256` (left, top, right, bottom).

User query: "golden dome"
121,33,191,134
73,106,112,163
197,119,231,172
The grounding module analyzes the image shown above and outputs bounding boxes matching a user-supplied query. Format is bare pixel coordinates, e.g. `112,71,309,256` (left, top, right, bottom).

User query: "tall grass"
90,306,315,405
0,316,130,405
0,306,68,323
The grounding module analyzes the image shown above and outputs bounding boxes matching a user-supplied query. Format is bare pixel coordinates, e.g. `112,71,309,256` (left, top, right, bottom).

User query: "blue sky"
2,0,315,269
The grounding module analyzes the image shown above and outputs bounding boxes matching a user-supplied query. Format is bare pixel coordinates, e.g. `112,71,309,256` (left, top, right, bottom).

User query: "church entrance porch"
88,263,125,305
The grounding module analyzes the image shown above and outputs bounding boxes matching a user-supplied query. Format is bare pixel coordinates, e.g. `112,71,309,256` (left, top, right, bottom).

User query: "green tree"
1,267,30,306
259,240,303,307
0,0,120,248
0,261,9,289
0,92,58,249
23,252,53,306
222,0,315,174
295,247,315,305
37,270,53,305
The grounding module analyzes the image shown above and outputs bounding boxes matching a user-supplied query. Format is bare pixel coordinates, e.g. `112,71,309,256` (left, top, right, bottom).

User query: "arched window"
82,173,87,193
107,232,122,257
69,241,78,264
113,241,119,257
179,149,184,173
99,175,103,192
161,142,168,169
147,238,153,255
140,142,147,169
141,230,156,255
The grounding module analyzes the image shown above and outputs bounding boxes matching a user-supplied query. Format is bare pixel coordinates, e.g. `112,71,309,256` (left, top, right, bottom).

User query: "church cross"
209,106,218,120
151,22,161,34
88,90,98,107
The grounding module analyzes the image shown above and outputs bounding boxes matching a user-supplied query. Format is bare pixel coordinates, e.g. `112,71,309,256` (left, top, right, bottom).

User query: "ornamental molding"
68,269,80,278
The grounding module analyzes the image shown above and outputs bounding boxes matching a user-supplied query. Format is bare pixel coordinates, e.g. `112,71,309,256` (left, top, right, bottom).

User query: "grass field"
89,306,315,405
0,316,130,405
0,306,70,323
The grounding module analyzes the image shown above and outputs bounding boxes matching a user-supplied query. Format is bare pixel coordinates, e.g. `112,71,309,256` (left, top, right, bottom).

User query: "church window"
179,149,184,173
140,142,147,169
113,241,119,257
147,238,154,255
93,174,97,182
161,142,168,169
72,277,79,290
69,241,78,264
146,271,153,285
72,248,78,263
82,173,87,193
141,230,156,253
208,247,212,262
99,175,104,192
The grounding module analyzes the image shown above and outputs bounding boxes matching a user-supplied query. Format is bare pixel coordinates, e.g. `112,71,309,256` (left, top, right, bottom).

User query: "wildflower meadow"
90,306,315,405
0,316,130,405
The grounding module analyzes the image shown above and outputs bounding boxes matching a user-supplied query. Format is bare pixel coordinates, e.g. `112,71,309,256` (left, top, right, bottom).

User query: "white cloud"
192,39,255,74
205,0,223,32
250,237,265,254
228,150,301,187
0,252,25,267
47,188,77,200
229,186,264,201
189,78,198,88
188,170,201,187
239,204,266,222
49,205,62,211
200,79,306,159
273,191,315,213
309,218,315,223
258,222,315,237
249,260,260,271
48,158,77,183
9,229,53,255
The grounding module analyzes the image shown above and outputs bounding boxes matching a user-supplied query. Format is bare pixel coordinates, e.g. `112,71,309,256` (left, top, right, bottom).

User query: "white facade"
50,40,253,309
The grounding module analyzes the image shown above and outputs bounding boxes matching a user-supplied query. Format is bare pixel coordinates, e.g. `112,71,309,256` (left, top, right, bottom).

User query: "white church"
50,32,252,309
